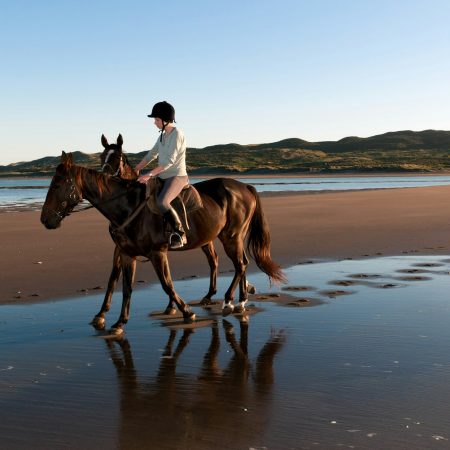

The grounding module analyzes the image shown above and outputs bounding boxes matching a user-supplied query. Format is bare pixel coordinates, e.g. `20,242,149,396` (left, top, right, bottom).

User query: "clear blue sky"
1,0,449,165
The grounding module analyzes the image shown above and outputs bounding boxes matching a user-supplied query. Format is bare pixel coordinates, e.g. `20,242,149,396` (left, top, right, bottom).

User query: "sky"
1,0,450,165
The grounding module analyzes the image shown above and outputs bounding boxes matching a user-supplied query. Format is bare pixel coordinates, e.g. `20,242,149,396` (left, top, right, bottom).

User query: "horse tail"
246,185,287,285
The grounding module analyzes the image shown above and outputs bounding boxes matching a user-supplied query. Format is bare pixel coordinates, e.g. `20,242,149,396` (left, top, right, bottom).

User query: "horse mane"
122,152,137,177
73,165,112,196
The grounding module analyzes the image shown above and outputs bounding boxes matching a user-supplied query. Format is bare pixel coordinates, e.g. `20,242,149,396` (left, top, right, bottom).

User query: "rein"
47,171,144,224
50,159,149,232
72,182,134,214
97,152,147,230
69,179,134,215
110,197,149,233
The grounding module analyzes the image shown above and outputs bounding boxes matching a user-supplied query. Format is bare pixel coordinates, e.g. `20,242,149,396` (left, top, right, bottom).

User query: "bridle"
101,156,123,177
103,149,136,178
42,175,84,221
44,158,144,231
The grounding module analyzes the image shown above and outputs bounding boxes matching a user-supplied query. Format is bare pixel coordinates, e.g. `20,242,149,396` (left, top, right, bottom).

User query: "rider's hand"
138,174,149,184
137,173,154,184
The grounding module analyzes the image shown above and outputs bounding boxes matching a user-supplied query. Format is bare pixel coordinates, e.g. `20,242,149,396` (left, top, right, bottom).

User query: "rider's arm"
135,141,158,174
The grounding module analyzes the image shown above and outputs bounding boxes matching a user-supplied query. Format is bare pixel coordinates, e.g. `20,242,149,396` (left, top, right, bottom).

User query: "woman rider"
135,101,188,249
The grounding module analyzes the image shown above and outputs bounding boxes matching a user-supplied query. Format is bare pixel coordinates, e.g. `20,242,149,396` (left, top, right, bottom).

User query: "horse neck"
76,166,142,224
121,164,138,180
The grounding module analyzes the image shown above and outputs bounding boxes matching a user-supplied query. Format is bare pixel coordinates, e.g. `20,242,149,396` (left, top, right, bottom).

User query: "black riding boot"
163,207,187,249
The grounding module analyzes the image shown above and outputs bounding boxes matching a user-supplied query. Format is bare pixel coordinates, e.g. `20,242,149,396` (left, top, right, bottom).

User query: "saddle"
113,180,203,235
146,179,203,224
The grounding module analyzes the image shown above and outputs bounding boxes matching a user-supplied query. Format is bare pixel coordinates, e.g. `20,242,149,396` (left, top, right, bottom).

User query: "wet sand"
1,185,450,303
2,180,450,449
1,255,450,449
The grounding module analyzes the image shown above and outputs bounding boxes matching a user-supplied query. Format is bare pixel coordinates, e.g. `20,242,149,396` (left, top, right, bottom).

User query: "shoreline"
2,170,450,180
1,185,450,305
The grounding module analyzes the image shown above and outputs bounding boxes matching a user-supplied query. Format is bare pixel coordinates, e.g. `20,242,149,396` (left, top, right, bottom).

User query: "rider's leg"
163,207,187,249
157,176,189,249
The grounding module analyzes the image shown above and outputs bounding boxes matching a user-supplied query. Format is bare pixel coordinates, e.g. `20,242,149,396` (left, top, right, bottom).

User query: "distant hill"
2,129,450,176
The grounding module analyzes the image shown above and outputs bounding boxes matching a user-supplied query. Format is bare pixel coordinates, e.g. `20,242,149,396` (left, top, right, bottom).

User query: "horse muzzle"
40,209,62,229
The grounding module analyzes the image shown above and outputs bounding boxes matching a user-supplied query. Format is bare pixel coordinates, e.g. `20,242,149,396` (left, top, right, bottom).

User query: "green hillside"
2,130,450,176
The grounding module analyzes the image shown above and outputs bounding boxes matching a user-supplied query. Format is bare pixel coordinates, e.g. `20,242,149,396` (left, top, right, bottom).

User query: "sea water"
2,174,450,211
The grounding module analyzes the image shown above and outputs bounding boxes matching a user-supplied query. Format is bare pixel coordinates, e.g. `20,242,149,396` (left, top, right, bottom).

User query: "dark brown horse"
98,134,224,321
41,152,285,334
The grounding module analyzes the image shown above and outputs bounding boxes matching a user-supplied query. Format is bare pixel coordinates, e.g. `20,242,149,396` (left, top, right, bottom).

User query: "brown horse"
41,152,285,334
98,134,223,320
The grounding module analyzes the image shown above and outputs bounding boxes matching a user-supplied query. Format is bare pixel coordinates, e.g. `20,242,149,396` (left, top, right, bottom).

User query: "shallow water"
2,175,450,211
1,256,450,449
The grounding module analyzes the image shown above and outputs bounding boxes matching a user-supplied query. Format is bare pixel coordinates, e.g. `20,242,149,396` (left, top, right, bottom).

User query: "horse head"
100,134,137,180
40,152,83,229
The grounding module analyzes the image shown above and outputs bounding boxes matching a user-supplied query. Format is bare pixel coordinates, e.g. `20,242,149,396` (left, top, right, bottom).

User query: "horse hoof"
234,301,247,314
163,307,177,316
200,298,212,306
222,303,234,316
184,312,196,323
109,327,124,336
247,283,256,295
91,316,106,330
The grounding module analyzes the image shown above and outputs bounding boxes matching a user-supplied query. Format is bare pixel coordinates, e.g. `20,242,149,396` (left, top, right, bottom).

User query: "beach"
2,185,450,450
1,185,450,304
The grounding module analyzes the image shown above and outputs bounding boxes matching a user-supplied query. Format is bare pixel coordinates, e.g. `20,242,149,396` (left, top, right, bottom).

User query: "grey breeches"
156,176,189,213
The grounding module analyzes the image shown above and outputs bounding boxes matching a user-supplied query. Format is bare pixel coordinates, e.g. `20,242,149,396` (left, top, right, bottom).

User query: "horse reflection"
105,320,286,450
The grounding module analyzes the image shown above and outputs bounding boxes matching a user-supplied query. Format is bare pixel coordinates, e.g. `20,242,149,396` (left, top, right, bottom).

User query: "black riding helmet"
147,101,175,123
148,101,176,141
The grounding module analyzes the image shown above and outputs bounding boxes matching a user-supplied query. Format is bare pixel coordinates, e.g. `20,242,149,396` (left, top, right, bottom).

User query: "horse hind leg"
235,251,251,314
200,242,218,305
220,238,248,316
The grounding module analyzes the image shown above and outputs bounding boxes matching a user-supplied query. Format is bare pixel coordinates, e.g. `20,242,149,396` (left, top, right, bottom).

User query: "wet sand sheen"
2,185,450,303
1,256,450,449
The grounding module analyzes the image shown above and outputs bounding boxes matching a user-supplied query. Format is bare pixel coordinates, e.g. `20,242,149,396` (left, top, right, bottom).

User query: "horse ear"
117,134,123,147
101,134,109,148
61,151,73,166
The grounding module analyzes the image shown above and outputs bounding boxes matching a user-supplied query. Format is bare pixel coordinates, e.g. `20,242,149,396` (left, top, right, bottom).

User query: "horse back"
193,177,254,207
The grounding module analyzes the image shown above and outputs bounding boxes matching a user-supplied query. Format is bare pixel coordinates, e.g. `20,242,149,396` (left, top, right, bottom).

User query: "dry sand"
1,185,450,304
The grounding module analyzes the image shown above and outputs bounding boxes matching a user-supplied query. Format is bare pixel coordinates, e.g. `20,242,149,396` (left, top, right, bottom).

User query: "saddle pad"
147,184,203,216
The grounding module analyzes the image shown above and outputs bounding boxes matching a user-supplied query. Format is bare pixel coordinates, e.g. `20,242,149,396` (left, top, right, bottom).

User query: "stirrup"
169,232,187,249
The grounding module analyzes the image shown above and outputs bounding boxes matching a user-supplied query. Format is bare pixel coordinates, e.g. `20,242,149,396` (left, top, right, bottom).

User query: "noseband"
101,152,123,177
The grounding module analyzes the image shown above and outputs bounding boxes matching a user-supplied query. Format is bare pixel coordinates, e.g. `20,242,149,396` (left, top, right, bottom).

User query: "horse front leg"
110,253,136,335
92,245,122,329
200,241,218,305
150,250,195,322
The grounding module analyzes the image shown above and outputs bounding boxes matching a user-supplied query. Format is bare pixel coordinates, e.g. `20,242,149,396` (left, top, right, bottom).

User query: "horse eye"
61,201,67,207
